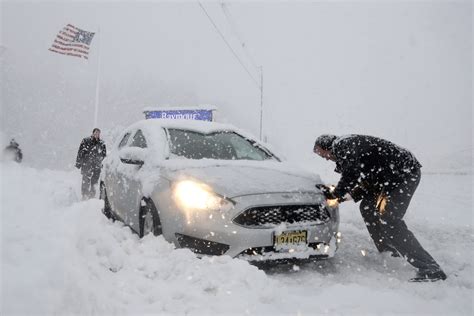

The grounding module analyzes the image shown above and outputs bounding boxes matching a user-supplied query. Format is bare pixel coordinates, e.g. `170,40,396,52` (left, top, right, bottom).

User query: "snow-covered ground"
1,162,472,315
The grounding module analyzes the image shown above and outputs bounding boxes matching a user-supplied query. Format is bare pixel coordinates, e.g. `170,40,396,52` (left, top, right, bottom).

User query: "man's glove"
349,186,366,203
315,184,338,200
75,162,81,169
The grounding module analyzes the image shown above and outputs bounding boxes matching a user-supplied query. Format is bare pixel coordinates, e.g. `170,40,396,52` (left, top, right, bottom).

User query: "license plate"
274,230,308,249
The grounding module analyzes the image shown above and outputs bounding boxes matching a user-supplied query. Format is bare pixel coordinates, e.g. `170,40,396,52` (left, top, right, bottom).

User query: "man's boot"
409,269,447,282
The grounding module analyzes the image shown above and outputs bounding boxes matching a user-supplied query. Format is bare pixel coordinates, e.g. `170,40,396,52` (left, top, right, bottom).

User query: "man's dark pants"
81,167,101,199
359,169,441,271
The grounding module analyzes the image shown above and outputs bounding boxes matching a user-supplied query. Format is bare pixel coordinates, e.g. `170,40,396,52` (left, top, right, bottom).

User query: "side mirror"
119,147,146,166
120,158,144,166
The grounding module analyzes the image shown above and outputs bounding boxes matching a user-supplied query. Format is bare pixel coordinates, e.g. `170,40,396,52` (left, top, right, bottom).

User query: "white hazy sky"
1,1,472,170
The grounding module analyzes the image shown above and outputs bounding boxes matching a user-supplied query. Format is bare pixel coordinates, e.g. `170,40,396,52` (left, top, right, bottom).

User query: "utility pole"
93,28,102,128
259,66,264,141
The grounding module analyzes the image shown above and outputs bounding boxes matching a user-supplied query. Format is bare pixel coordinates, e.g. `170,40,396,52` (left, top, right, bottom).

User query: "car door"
114,129,148,228
105,131,131,217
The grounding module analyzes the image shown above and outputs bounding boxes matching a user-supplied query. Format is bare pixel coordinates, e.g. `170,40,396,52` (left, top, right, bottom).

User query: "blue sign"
144,109,214,121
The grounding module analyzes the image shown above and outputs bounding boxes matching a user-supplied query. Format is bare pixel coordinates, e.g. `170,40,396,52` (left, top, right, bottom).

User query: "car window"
229,135,270,160
118,132,131,149
130,130,147,148
167,129,274,161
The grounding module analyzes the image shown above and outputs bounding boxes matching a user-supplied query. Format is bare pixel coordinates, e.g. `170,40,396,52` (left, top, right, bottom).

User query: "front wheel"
139,198,162,237
99,182,113,220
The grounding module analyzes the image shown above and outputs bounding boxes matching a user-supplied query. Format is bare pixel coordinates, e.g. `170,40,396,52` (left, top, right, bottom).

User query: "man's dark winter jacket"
76,137,106,171
331,135,421,201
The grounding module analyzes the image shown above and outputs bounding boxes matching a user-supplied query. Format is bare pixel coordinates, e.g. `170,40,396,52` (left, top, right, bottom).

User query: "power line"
198,2,260,89
219,2,265,140
198,2,265,141
220,2,259,71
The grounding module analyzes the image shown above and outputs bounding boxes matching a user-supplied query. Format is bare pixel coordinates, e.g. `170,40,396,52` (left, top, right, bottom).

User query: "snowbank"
1,163,472,315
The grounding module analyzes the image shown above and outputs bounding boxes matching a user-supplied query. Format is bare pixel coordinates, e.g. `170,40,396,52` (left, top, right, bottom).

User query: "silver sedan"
100,119,340,262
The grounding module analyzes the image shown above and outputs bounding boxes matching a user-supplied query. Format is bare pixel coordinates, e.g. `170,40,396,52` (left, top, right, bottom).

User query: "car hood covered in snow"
160,160,322,198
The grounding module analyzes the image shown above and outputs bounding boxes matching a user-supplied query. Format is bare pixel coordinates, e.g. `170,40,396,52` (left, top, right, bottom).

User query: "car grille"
233,204,330,227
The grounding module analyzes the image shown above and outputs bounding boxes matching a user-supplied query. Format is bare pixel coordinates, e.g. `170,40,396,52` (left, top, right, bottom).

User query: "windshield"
167,129,276,161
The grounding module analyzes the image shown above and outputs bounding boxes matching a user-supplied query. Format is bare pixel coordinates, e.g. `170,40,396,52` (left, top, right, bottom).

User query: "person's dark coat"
331,135,422,201
4,140,23,163
75,136,106,172
321,134,445,280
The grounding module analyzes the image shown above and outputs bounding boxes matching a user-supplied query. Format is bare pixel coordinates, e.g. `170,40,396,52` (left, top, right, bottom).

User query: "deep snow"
1,162,472,315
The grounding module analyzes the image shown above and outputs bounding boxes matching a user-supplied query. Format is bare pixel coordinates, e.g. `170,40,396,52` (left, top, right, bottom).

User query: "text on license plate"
274,230,308,246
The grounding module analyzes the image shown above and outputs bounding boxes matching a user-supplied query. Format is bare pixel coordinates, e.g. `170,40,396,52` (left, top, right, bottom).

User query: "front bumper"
157,190,340,261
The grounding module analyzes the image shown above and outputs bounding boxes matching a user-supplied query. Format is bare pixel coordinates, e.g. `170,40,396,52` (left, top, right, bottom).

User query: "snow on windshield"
167,129,275,161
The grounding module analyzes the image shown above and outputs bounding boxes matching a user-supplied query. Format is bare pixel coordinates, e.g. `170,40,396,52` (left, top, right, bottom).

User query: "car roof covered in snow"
117,119,283,162
126,119,238,134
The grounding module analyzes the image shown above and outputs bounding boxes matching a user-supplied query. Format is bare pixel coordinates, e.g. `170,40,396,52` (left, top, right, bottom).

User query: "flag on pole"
49,24,95,59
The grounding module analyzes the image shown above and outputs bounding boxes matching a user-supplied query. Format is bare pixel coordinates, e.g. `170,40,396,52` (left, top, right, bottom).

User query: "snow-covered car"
100,119,340,262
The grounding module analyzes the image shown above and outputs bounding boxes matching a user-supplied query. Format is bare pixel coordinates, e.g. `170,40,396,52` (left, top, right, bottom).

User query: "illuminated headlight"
326,199,339,208
172,180,232,212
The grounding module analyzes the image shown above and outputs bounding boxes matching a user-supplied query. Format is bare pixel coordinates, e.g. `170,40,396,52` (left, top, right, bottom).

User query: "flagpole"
259,66,264,141
93,27,101,127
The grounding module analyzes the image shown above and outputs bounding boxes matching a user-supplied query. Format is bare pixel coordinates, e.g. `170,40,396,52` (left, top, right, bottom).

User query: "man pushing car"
313,134,446,282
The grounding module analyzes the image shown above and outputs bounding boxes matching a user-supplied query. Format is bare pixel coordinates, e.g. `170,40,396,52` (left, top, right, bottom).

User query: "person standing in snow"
76,128,106,199
313,134,446,282
3,139,23,163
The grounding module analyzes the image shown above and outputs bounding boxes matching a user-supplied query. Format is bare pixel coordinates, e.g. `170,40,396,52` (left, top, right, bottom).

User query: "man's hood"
161,160,322,198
